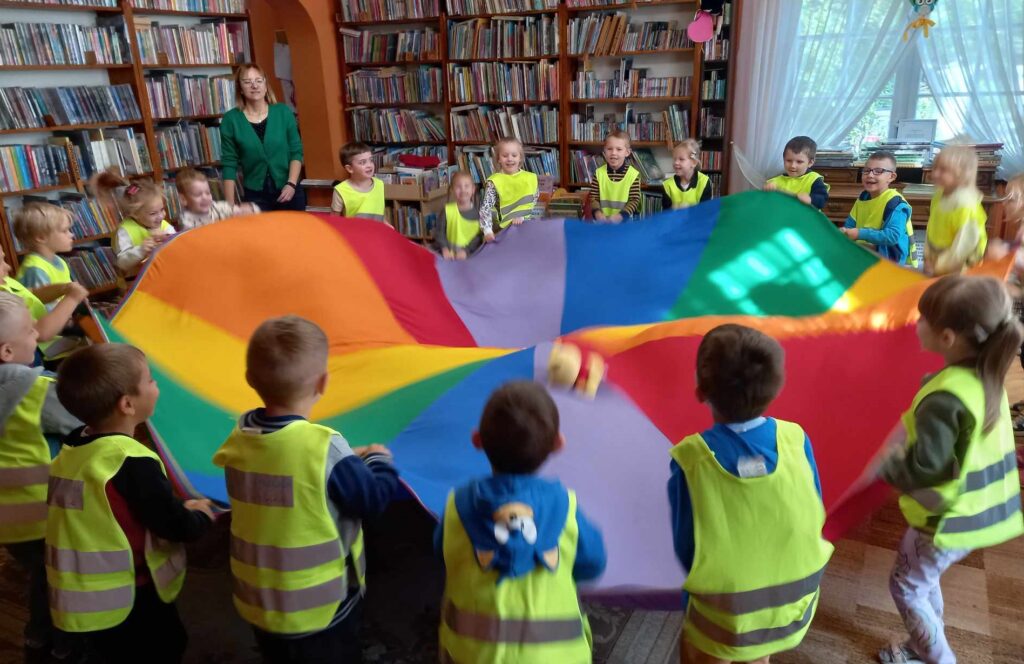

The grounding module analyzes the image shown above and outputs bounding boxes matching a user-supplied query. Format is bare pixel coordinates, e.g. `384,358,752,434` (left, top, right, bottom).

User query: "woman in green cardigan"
221,63,306,211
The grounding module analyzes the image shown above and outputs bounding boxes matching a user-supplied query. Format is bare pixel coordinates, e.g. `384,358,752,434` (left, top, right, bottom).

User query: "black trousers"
253,598,363,664
88,584,187,664
243,175,307,212
4,539,51,643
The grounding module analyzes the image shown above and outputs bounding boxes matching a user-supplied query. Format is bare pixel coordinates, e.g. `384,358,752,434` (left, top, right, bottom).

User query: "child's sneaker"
878,643,924,664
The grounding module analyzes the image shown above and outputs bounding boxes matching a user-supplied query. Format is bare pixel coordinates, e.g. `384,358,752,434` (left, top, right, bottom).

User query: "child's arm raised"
33,282,87,342
327,435,399,518
30,283,73,304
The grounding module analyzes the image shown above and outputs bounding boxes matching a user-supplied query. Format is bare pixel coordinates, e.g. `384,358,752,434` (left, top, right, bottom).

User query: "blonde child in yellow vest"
93,171,175,279
662,139,712,210
876,276,1023,664
840,151,917,267
12,203,78,312
589,129,642,222
331,142,386,222
435,171,483,260
924,146,988,276
0,292,81,655
763,136,829,210
480,137,539,241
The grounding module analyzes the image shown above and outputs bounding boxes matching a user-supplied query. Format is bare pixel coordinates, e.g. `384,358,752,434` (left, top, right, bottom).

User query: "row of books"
446,0,558,15
698,107,724,138
570,103,688,142
706,172,722,197
68,247,118,290
349,107,447,143
566,0,692,7
387,204,435,239
569,148,663,183
340,0,440,23
814,148,856,168
130,0,247,12
0,21,129,67
0,143,72,193
340,27,440,63
371,145,448,171
571,69,690,99
51,127,150,179
568,15,691,55
701,71,726,100
450,104,557,144
703,35,730,60
857,141,937,168
448,16,558,60
134,19,249,65
702,150,723,171
154,122,221,170
6,0,116,6
448,60,559,103
455,145,559,183
145,71,233,118
345,66,444,104
0,84,141,130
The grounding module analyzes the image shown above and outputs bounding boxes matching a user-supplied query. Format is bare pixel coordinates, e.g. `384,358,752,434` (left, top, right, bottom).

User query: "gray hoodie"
0,363,81,438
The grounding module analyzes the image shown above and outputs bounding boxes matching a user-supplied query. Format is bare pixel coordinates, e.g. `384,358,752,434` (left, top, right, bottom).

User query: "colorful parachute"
101,191,986,591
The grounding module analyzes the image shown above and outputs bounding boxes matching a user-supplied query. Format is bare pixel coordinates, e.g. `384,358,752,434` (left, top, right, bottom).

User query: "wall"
248,0,346,181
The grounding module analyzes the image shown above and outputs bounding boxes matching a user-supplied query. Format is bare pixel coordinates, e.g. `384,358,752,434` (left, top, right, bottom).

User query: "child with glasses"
840,151,917,267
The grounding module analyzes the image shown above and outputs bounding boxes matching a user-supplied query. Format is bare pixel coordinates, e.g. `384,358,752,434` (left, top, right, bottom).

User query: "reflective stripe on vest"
443,600,584,643
2,276,47,321
334,178,386,222
671,419,832,661
488,171,538,228
849,190,918,267
925,190,988,260
596,164,640,217
444,202,481,249
17,253,71,287
213,420,354,634
662,172,709,209
766,171,829,195
46,435,185,632
898,366,1023,549
0,375,53,543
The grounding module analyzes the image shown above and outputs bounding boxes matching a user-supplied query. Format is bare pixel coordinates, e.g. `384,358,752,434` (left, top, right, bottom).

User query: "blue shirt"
843,191,914,264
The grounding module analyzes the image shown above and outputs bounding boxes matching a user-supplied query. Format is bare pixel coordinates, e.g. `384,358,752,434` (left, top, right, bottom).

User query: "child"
480,137,539,241
175,168,259,230
213,316,399,663
763,136,829,210
876,276,1023,664
13,202,75,311
331,142,386,222
48,343,214,662
662,139,712,210
435,171,482,260
589,129,642,222
1,244,88,351
668,324,831,664
435,380,606,664
840,151,917,267
93,171,176,278
924,145,987,276
0,292,81,655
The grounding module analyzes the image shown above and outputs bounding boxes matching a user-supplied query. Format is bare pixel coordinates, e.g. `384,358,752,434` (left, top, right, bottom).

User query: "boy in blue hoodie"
435,380,606,664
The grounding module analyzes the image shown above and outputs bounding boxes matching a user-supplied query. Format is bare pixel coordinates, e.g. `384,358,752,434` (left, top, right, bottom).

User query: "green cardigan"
220,104,303,191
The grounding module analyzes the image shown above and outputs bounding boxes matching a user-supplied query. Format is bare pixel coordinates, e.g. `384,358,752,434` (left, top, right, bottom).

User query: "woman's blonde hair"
13,202,71,249
233,63,277,109
91,169,164,223
933,145,978,192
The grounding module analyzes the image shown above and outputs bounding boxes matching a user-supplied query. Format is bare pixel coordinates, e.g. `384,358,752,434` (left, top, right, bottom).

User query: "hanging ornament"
903,0,939,41
687,0,725,44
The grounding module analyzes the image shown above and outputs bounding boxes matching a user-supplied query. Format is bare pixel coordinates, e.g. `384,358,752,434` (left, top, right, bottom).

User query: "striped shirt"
589,162,642,217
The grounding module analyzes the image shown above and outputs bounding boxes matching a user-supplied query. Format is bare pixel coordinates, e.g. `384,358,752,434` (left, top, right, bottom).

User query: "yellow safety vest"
898,366,1023,550
439,489,591,664
488,171,539,229
670,420,833,662
849,189,919,267
213,420,365,634
46,434,187,632
0,375,52,543
444,202,481,249
117,218,174,249
2,275,46,322
766,171,830,196
596,164,641,218
17,253,72,288
925,190,988,261
662,172,710,209
334,178,386,222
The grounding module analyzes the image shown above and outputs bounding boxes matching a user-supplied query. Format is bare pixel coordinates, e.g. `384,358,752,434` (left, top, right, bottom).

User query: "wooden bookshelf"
693,0,740,195
0,0,255,282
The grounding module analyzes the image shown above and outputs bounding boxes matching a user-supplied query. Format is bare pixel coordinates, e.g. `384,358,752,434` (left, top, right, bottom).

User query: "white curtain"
730,0,912,191
918,0,1024,175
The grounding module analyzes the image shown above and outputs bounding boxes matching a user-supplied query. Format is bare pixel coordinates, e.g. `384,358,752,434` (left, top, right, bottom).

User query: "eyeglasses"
861,167,895,176
240,77,266,87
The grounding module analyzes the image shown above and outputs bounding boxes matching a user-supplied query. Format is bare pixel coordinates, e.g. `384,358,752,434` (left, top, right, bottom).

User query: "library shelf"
0,182,78,198
0,119,145,136
568,181,666,190
141,62,237,69
569,48,695,59
363,140,447,146
346,59,443,67
450,99,560,106
162,161,221,173
153,113,224,122
448,8,559,19
343,100,444,107
340,16,440,27
0,64,133,72
566,0,696,13
453,140,559,146
569,140,674,147
570,96,691,103
447,55,558,63
128,8,248,18
701,59,729,66
701,97,727,103
16,231,114,256
0,1,122,12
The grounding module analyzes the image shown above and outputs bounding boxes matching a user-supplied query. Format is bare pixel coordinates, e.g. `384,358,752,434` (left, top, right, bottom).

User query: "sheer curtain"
918,0,1024,175
730,0,912,191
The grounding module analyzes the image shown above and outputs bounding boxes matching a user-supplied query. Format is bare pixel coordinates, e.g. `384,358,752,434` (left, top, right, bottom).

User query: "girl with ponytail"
878,275,1024,664
91,170,175,279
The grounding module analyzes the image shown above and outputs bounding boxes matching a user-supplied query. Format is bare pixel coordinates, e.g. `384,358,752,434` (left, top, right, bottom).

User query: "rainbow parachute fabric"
102,191,956,590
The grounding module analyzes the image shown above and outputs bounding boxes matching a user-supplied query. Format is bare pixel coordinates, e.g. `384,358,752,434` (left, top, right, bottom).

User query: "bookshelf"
0,0,254,289
336,0,742,226
693,0,740,196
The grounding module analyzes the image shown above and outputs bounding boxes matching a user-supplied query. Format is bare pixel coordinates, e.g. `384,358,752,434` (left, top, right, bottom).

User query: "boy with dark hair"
589,129,643,222
841,151,917,267
435,380,606,664
214,315,399,664
49,343,214,663
668,324,832,664
763,135,829,209
332,142,386,221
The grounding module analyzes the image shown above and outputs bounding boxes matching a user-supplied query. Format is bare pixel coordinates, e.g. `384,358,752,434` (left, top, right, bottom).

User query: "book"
448,60,558,103
344,66,443,104
340,0,439,23
130,0,246,12
0,143,72,193
133,18,250,65
448,15,558,59
450,104,558,144
5,0,117,6
153,122,221,170
571,60,690,99
342,27,440,63
569,15,692,56
446,0,557,15
570,104,688,142
67,246,118,290
349,107,446,143
0,21,130,66
0,85,142,130
145,71,234,118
